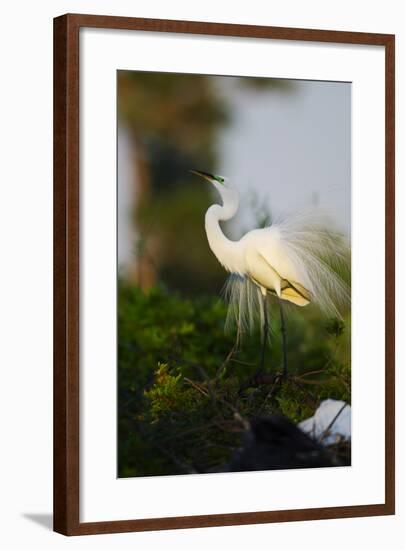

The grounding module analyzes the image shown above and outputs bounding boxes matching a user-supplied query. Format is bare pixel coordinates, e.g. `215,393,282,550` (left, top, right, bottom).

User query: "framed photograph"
53,13,395,535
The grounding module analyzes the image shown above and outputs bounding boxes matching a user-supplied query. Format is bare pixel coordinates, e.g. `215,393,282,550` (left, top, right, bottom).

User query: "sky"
118,77,351,270
217,77,351,237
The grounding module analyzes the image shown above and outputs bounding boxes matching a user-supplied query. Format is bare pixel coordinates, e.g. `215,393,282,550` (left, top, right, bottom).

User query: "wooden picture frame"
54,13,395,535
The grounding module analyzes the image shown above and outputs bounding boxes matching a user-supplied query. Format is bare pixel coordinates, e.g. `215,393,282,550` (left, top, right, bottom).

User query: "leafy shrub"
118,281,350,477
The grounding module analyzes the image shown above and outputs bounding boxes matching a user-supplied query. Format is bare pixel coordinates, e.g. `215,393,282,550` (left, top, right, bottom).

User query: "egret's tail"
272,210,351,319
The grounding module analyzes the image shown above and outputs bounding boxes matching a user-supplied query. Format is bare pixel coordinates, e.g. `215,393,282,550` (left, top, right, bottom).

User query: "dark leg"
239,293,279,395
278,298,288,377
259,292,269,371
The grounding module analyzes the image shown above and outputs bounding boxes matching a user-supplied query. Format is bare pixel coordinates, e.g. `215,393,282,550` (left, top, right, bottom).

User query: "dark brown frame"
54,13,395,536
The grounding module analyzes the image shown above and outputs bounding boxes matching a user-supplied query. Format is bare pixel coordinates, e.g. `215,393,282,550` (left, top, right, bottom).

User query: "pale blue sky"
217,78,351,236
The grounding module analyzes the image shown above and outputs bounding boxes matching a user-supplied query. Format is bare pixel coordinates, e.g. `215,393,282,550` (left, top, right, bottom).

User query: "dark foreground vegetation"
118,282,351,478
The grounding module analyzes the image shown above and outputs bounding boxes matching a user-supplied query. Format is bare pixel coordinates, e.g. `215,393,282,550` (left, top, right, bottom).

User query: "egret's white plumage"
191,170,350,338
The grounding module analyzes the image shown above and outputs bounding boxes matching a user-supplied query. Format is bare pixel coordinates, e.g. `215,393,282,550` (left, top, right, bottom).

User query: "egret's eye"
215,176,225,184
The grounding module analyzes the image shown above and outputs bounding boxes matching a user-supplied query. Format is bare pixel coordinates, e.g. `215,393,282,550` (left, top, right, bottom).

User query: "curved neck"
205,189,245,274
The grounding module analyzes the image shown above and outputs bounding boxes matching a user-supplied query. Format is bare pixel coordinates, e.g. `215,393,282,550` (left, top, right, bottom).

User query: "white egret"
190,170,350,376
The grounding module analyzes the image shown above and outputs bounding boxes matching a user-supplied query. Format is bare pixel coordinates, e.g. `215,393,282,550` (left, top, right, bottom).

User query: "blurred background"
117,71,351,478
117,71,350,296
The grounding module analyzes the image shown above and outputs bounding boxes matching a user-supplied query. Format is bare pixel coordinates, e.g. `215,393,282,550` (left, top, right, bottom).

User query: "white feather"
201,177,350,335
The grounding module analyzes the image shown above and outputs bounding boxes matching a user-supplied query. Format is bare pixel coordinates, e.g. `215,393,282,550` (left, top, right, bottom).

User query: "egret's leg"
278,298,288,377
259,292,269,371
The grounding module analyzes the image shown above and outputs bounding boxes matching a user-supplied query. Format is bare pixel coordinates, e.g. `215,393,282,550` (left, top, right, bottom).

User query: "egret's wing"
265,276,311,306
258,211,350,317
279,279,311,306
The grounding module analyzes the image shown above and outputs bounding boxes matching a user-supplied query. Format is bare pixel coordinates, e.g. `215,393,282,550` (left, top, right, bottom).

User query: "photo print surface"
117,71,351,478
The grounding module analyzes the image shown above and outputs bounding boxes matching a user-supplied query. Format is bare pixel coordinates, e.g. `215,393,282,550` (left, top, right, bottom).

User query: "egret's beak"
190,169,215,183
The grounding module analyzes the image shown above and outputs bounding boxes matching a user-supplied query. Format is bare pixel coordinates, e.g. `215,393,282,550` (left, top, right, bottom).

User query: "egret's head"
190,169,238,210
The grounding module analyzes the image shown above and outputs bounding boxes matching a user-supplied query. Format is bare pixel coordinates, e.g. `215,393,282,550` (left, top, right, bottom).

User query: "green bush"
118,281,350,477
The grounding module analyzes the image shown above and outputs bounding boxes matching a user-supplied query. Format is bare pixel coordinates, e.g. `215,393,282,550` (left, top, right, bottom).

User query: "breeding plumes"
191,170,350,375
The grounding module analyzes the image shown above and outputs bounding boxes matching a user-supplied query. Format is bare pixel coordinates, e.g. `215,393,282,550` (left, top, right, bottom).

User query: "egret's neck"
205,192,245,274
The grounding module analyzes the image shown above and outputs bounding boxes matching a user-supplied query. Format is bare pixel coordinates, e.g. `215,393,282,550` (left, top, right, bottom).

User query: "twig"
238,372,280,395
228,358,255,367
216,323,241,378
289,376,318,405
184,377,209,397
258,374,284,413
170,354,246,422
296,369,327,379
319,402,348,443
169,354,220,409
294,378,334,386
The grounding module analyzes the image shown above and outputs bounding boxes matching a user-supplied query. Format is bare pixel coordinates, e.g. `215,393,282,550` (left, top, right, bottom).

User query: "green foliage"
326,317,346,337
145,363,196,421
118,282,351,477
135,185,226,295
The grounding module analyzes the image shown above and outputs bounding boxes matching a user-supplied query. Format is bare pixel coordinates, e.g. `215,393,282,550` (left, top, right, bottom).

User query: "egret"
190,170,350,376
